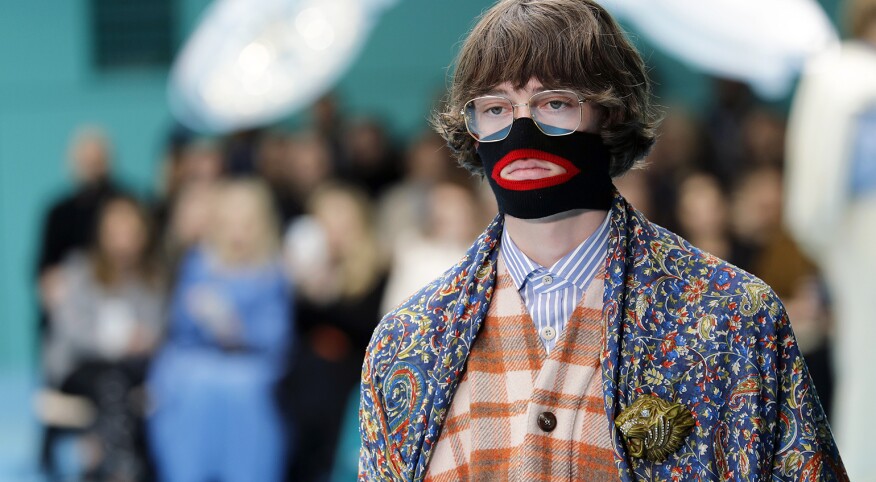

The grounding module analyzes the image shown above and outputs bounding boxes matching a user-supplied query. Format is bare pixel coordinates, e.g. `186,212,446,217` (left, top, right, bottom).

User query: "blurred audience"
637,108,708,230
375,130,470,256
703,78,757,181
159,181,218,285
339,118,402,198
728,166,785,272
279,183,387,482
37,127,122,329
380,181,481,314
310,93,346,167
675,172,733,261
740,108,786,169
224,129,262,176
147,179,291,482
152,134,225,250
166,138,225,193
40,194,164,481
258,129,335,224
34,126,126,478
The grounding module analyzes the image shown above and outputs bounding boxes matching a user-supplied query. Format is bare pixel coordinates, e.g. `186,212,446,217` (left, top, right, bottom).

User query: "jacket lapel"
599,193,638,480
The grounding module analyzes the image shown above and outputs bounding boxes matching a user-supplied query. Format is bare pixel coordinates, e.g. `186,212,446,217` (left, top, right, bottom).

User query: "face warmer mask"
475,117,614,219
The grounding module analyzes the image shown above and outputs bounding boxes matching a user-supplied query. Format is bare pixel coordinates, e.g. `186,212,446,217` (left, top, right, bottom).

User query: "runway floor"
0,371,69,482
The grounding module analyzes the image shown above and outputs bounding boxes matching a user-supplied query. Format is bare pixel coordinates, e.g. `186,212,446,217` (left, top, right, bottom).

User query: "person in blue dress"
147,179,292,482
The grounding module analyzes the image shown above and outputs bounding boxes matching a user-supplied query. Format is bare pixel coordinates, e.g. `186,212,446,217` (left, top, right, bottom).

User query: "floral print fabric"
359,193,847,481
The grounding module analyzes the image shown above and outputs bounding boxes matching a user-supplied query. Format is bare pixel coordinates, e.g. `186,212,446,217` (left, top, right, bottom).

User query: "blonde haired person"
281,182,389,481
147,179,292,482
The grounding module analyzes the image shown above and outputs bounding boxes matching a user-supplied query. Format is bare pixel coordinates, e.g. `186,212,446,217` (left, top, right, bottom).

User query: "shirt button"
537,411,557,432
542,275,553,285
540,326,556,341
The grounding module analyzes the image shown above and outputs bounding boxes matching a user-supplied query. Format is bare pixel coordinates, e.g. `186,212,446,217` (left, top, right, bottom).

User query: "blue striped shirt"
500,213,611,353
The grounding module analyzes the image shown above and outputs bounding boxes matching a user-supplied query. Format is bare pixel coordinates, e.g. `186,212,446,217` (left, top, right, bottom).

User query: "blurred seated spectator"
740,108,786,169
37,126,121,330
375,130,470,257
280,183,387,481
310,93,345,168
638,108,708,230
728,166,784,272
147,179,291,482
39,194,164,481
225,128,263,176
254,129,294,221
160,181,218,285
675,172,733,261
380,181,481,313
339,117,402,198
152,136,224,247
257,129,334,224
171,138,224,189
703,78,756,181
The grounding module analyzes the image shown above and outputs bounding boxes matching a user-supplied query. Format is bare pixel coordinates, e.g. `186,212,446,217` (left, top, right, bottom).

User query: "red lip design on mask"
491,149,581,191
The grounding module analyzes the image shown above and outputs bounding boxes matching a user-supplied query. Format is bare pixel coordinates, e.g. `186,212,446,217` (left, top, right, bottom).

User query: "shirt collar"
500,212,611,292
501,227,540,291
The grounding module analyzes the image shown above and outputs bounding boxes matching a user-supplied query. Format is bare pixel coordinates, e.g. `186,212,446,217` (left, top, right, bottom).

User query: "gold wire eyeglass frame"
461,89,587,142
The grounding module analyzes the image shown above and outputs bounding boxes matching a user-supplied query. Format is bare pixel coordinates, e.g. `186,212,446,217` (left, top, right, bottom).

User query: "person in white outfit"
786,1,876,480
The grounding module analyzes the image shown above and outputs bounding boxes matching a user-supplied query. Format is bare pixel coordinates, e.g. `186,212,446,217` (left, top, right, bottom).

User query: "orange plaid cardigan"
424,255,616,481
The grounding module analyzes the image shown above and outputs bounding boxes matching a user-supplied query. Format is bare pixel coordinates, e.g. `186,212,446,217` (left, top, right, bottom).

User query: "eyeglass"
461,90,586,142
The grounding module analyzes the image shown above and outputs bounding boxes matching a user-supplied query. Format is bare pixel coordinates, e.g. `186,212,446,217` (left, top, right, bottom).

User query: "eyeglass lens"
464,91,581,141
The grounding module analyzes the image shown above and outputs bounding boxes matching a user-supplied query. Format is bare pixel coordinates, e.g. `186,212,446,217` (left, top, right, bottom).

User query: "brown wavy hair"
432,0,659,177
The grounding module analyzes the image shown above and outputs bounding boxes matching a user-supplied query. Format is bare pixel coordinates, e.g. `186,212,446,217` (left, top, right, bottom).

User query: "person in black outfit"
278,184,388,482
36,127,121,313
34,126,122,476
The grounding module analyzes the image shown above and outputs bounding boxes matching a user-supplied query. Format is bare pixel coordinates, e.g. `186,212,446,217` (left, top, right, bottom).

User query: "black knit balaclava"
475,118,614,219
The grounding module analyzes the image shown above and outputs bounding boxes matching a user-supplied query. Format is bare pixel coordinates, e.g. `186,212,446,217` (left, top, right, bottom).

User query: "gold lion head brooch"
614,394,696,463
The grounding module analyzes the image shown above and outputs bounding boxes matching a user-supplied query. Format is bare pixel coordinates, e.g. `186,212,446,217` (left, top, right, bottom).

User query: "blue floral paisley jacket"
359,193,847,481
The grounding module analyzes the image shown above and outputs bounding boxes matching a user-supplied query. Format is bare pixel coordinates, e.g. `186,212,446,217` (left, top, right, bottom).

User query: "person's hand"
125,324,157,356
186,285,243,344
38,266,66,313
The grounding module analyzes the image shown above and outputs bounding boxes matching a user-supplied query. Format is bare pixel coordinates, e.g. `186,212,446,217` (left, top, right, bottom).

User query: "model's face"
486,78,601,182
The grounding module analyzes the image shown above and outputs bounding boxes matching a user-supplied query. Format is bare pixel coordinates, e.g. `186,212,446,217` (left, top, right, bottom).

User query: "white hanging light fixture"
169,0,397,133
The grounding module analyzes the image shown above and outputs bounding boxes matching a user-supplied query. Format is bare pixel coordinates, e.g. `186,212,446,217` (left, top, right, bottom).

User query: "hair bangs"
455,3,600,102
435,0,659,177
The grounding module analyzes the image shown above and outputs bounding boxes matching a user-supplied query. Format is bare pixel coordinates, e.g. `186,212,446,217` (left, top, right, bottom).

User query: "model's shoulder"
366,260,462,350
366,216,502,365
638,219,783,311
386,258,462,314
